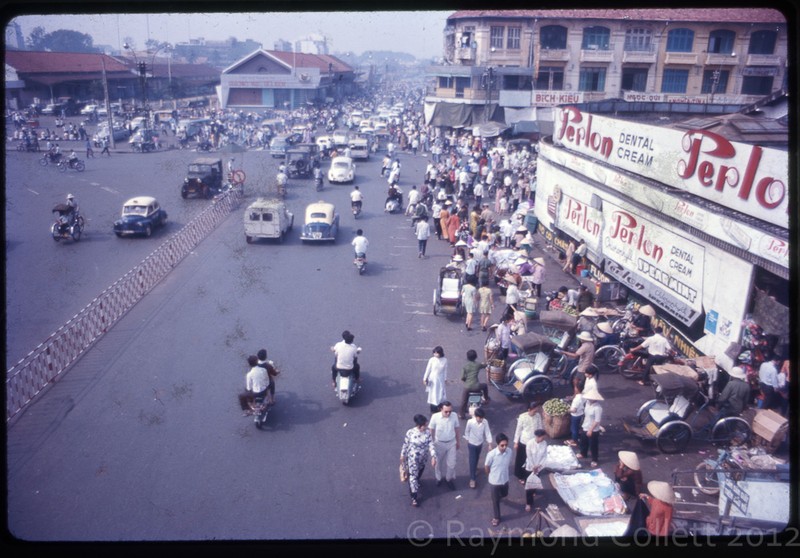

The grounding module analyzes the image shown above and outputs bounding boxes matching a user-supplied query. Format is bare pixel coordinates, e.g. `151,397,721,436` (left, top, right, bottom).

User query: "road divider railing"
6,188,243,422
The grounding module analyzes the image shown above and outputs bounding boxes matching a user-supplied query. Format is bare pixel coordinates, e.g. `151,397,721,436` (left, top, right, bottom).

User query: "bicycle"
693,447,746,495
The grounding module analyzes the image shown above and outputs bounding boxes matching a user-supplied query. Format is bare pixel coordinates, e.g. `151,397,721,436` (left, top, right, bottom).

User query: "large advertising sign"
553,106,788,229
601,199,705,325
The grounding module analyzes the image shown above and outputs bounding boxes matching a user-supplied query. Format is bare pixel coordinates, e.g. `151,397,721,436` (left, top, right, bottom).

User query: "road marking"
100,186,119,194
27,188,40,195
404,311,431,315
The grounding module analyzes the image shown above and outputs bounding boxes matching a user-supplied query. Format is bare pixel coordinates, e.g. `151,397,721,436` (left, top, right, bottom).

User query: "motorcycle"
616,347,682,380
58,158,86,172
250,393,271,429
196,139,213,152
354,252,367,275
465,389,486,418
18,139,40,152
351,200,362,218
315,173,324,192
39,152,63,166
335,369,361,405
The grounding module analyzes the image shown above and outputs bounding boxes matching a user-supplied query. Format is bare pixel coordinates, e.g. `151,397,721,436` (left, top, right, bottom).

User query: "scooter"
351,201,362,218
315,174,324,192
335,370,361,405
354,252,367,275
466,389,485,418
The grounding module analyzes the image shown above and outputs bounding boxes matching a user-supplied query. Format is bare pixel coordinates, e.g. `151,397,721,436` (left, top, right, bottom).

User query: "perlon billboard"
553,106,788,229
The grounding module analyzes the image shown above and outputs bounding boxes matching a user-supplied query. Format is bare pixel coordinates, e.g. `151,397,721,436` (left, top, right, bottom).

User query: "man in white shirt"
464,407,493,488
352,229,369,260
331,330,360,384
246,355,269,399
415,216,431,258
350,186,363,211
429,401,460,490
758,353,782,410
484,433,512,526
630,327,672,385
405,185,421,216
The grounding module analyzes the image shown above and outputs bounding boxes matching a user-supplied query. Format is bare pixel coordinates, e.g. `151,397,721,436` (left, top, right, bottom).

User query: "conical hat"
648,480,675,504
597,322,614,334
639,305,656,317
618,451,640,470
582,388,604,401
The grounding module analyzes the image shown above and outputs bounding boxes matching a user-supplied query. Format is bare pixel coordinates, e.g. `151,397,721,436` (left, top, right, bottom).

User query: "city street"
5,121,749,542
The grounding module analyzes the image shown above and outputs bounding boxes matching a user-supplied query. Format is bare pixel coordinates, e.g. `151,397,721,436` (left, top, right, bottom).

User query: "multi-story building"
425,8,788,127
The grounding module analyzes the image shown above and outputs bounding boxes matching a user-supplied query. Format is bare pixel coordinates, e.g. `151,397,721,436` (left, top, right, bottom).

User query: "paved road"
6,127,752,543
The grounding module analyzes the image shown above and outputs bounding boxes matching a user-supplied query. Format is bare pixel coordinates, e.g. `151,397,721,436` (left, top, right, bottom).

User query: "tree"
26,26,47,50
26,28,98,53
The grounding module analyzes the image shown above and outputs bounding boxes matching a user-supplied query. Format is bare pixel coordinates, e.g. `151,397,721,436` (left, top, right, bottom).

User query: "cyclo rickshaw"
486,331,561,400
51,203,85,241
623,370,751,454
433,266,464,317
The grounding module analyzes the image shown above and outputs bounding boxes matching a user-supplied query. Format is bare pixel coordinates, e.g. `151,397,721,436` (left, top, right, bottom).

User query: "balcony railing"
580,47,614,63
745,53,782,66
705,52,739,66
664,52,699,65
456,47,475,61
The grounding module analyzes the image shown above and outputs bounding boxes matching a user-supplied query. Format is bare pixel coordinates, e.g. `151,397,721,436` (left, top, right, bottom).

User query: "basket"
489,363,506,383
543,411,571,439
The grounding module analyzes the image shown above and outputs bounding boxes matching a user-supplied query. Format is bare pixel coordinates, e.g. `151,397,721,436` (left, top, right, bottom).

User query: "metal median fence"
6,188,243,422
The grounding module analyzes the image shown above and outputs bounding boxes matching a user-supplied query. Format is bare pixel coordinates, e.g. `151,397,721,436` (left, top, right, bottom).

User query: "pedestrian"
576,284,595,313
446,211,460,246
560,331,596,389
572,239,587,272
431,199,443,240
400,414,437,507
415,216,431,258
710,366,750,423
485,433,513,526
459,349,490,419
577,388,604,467
439,201,451,242
423,346,448,413
530,257,546,298
513,401,544,482
100,136,111,156
429,401,460,490
504,274,520,315
478,281,494,332
758,353,782,410
523,429,548,512
85,138,94,158
463,407,493,489
614,451,643,501
461,276,478,331
567,385,585,448
495,312,514,361
563,240,576,273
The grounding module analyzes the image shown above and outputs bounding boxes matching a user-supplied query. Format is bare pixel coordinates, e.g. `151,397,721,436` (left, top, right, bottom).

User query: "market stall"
550,469,628,516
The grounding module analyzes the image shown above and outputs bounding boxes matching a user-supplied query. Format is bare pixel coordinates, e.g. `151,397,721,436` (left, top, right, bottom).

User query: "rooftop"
448,8,787,24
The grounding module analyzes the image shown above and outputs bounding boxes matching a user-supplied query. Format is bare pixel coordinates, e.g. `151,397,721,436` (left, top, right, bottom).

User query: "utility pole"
101,56,115,149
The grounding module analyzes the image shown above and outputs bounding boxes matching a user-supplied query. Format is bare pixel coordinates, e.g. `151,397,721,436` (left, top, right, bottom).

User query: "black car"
181,157,224,198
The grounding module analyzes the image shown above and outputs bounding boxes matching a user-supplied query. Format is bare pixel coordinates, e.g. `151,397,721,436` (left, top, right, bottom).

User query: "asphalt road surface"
5,123,755,543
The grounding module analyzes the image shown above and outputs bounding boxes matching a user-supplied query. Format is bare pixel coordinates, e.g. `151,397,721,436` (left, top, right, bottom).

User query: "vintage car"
244,198,294,243
327,156,356,184
182,157,224,198
113,196,168,238
331,129,350,148
285,144,320,179
129,129,158,152
269,134,293,158
316,135,333,152
348,138,370,160
300,201,339,243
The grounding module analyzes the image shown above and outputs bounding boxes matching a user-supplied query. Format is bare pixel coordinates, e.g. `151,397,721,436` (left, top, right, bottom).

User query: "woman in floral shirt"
401,414,438,507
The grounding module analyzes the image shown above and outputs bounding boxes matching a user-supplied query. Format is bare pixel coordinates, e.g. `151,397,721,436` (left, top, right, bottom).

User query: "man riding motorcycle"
350,185,363,213
352,228,369,262
331,330,361,386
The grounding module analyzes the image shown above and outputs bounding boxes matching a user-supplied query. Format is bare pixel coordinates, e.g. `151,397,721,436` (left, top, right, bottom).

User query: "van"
348,138,370,160
177,118,211,139
244,198,294,243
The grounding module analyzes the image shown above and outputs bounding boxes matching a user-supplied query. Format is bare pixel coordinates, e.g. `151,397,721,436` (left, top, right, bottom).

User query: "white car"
316,136,333,151
81,104,99,115
327,156,356,184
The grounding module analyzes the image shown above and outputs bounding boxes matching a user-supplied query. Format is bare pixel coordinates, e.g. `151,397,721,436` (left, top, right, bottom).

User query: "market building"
533,104,789,371
424,8,788,132
218,49,355,110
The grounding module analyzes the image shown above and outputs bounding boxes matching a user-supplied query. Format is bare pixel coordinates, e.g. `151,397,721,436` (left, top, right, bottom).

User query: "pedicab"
487,331,560,400
433,266,464,316
623,371,751,454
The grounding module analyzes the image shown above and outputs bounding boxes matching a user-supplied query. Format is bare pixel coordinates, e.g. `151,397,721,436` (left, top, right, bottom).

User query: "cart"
623,371,751,454
432,266,464,317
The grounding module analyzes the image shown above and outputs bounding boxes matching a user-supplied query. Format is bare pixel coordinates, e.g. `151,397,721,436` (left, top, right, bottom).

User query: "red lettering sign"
556,107,614,160
608,210,664,263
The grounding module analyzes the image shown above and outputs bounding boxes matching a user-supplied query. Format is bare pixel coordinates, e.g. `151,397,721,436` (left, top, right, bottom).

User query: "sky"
9,10,453,60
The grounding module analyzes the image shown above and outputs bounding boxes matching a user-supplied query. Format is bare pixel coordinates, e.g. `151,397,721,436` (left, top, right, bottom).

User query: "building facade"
219,49,355,110
425,9,788,127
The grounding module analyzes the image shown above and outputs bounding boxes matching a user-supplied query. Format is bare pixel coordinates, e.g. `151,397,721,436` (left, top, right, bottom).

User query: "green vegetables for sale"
543,398,570,416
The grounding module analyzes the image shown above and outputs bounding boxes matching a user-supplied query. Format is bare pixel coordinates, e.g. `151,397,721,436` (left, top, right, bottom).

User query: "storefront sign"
538,141,789,270
623,92,746,104
553,107,788,229
533,91,584,106
602,199,705,325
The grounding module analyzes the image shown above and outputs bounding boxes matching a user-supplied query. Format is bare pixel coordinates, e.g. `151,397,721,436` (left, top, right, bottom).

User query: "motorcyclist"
313,165,323,189
331,330,361,386
352,228,369,262
276,168,288,191
350,185,363,212
256,348,279,405
67,149,78,167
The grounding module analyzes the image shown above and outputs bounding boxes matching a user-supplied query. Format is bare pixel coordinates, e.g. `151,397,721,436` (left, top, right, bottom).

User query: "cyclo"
623,369,751,454
51,203,85,241
486,331,562,400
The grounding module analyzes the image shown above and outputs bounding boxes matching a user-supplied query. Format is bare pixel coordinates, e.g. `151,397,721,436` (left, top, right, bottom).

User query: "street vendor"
642,481,675,536
561,331,596,390
614,451,643,500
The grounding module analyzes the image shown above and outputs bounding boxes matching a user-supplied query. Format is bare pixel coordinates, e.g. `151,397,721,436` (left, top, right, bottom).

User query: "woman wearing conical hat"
614,451,643,500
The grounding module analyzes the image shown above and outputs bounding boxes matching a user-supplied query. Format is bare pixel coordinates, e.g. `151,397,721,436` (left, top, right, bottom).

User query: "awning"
424,101,505,128
471,121,510,138
512,120,539,135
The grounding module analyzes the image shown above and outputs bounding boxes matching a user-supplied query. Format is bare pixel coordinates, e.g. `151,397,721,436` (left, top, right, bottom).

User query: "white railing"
6,188,243,422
